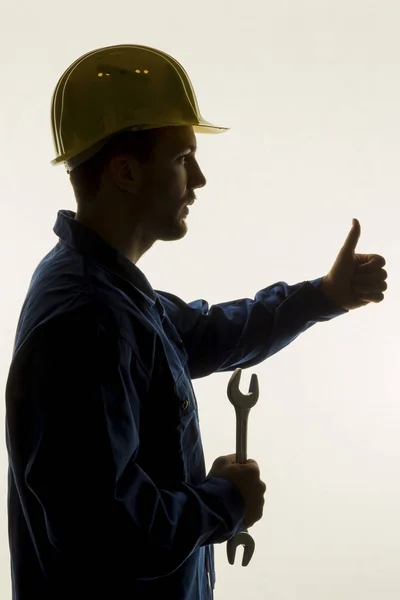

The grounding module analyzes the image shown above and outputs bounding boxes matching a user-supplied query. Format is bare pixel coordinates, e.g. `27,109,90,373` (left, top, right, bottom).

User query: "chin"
157,221,188,242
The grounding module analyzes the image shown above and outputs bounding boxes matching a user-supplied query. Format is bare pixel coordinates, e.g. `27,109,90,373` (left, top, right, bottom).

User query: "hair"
69,129,160,203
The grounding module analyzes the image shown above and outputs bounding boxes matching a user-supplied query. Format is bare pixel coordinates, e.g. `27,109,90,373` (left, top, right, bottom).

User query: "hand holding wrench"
226,368,259,567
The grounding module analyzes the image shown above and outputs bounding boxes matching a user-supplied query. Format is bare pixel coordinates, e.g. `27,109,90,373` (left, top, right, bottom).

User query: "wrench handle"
235,407,250,464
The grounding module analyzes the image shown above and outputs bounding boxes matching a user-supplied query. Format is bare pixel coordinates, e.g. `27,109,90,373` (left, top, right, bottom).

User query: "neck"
74,208,154,264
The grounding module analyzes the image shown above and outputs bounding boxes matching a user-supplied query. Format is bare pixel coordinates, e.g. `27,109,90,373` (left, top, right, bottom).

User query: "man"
5,44,387,600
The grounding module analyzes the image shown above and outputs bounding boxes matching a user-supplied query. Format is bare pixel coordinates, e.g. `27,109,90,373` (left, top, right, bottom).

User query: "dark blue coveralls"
6,210,347,599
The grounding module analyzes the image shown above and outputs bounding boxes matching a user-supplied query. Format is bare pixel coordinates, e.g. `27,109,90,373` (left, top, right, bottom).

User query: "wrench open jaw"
226,530,255,567
227,368,259,411
226,368,260,567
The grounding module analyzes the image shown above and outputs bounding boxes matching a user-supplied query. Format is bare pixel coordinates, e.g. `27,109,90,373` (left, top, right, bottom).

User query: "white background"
1,1,399,598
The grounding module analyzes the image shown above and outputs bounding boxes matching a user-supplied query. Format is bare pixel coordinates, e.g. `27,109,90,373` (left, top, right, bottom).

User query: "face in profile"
135,126,207,242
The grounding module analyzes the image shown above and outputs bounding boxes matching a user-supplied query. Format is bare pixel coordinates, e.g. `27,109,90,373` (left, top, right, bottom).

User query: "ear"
107,154,142,194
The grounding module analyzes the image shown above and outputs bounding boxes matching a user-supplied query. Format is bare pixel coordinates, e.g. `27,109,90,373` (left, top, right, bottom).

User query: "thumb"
340,218,361,256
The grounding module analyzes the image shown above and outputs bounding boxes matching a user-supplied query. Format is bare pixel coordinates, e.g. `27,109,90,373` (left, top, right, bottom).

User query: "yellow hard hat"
50,44,229,171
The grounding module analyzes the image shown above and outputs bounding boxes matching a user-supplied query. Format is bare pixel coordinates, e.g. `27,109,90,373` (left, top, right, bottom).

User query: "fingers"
352,281,387,294
352,256,387,302
355,255,386,271
353,268,387,284
352,263,388,299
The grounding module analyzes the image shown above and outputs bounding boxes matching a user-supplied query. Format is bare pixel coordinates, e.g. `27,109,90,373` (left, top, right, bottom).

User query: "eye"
178,155,189,163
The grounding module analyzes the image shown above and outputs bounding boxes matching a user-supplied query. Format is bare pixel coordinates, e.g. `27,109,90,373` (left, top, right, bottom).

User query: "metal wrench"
226,367,259,567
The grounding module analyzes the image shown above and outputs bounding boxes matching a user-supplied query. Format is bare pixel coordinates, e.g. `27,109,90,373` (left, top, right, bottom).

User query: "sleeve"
156,277,348,379
10,306,245,581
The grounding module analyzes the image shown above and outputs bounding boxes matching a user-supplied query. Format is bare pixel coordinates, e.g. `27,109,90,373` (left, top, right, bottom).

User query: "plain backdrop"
1,1,399,598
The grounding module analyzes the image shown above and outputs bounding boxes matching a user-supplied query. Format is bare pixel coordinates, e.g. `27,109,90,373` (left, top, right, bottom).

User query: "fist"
208,454,267,528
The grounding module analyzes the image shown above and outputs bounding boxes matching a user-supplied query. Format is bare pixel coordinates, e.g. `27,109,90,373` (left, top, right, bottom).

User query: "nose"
190,161,207,190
